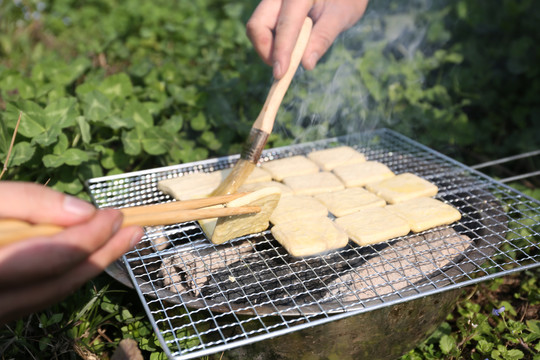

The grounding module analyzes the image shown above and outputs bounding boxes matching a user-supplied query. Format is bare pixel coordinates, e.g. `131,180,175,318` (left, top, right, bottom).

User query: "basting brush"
212,17,313,196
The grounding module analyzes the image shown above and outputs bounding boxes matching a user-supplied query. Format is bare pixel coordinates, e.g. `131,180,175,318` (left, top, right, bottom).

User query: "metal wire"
470,149,540,170
86,128,540,360
471,149,540,183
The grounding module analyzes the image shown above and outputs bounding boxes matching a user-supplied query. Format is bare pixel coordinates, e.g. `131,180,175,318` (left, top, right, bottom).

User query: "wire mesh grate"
86,128,540,359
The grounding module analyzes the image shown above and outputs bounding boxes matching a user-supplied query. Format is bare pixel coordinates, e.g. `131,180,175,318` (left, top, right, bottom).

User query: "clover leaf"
76,117,92,144
81,90,112,122
43,148,90,168
121,128,142,156
44,97,78,129
141,127,170,155
5,100,46,138
122,100,153,129
98,73,134,100
7,142,35,167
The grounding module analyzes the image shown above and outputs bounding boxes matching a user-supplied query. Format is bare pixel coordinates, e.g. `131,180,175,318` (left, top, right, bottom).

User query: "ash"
157,227,470,308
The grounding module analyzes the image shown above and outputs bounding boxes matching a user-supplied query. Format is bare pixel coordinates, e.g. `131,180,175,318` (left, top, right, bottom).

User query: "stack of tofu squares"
158,146,461,257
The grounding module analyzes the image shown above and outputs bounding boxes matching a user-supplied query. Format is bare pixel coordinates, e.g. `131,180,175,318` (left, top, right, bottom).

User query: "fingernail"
63,195,95,216
307,52,319,69
130,229,144,248
273,61,282,78
112,215,123,234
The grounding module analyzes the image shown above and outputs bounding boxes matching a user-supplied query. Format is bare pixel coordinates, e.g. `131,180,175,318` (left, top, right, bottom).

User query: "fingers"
302,2,343,70
271,0,314,78
304,0,369,70
246,0,369,77
247,0,314,78
0,209,142,286
246,0,283,67
0,181,96,226
0,225,143,324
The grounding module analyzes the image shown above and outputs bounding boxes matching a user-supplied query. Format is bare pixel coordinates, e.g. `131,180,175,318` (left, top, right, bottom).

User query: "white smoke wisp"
273,0,435,145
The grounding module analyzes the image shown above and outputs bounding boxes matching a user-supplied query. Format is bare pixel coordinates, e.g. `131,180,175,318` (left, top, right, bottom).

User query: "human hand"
0,181,144,324
246,0,369,79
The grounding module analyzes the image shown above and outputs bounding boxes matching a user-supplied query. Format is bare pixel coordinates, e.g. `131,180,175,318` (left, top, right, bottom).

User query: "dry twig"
0,111,22,180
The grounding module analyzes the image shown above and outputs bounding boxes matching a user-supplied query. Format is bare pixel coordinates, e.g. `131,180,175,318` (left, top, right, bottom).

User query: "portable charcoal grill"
86,128,540,360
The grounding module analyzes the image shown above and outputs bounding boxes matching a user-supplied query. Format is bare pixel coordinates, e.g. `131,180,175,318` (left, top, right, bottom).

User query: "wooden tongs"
0,192,259,247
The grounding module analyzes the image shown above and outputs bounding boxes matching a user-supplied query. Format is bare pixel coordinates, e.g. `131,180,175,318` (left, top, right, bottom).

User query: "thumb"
0,181,96,226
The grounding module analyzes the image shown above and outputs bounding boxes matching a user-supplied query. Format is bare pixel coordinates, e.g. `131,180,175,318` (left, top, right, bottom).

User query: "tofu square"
261,155,320,181
307,146,366,171
222,166,272,183
386,197,461,233
332,161,395,188
335,207,410,246
282,171,345,196
314,188,386,217
271,217,349,257
203,187,282,244
365,173,438,204
158,172,223,201
269,195,328,225
238,181,294,197
158,167,271,201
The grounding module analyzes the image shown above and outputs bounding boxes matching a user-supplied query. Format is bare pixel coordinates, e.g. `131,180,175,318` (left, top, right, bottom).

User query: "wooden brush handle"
252,17,313,134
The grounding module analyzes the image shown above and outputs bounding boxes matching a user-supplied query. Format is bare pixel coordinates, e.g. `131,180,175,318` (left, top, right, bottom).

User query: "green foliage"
0,0,271,195
402,180,540,360
0,277,169,359
2,0,538,192
276,0,539,167
271,1,477,150
402,271,540,360
494,184,540,269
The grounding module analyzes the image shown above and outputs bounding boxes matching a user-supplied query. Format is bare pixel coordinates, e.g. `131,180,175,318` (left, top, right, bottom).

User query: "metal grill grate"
86,129,540,360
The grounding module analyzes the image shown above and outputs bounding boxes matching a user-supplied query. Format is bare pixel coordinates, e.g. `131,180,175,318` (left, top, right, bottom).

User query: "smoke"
274,0,436,144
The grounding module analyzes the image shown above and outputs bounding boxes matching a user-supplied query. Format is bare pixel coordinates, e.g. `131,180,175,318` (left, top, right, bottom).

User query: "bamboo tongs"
0,192,259,246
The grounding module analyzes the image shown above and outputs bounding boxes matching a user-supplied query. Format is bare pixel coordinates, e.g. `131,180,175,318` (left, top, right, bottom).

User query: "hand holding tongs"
0,193,259,246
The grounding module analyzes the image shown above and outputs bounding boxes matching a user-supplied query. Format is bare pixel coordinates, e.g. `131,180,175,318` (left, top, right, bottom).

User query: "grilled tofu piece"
269,195,328,225
158,167,271,201
365,172,438,204
271,217,348,257
314,187,386,217
387,197,461,233
335,207,410,246
307,146,365,171
238,180,294,197
282,171,345,196
332,161,395,188
261,155,320,181
205,187,282,244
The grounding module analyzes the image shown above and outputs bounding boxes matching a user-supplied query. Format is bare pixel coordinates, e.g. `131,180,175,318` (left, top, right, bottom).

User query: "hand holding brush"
212,17,313,196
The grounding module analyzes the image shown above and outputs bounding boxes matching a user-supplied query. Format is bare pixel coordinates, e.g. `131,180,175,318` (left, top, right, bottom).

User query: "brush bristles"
241,128,269,163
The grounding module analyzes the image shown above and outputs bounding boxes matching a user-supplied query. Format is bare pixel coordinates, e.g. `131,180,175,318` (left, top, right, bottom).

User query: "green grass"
403,270,540,360
401,185,540,360
2,257,538,359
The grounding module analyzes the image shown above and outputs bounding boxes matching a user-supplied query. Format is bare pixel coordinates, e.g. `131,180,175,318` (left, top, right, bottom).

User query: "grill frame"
86,128,540,360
